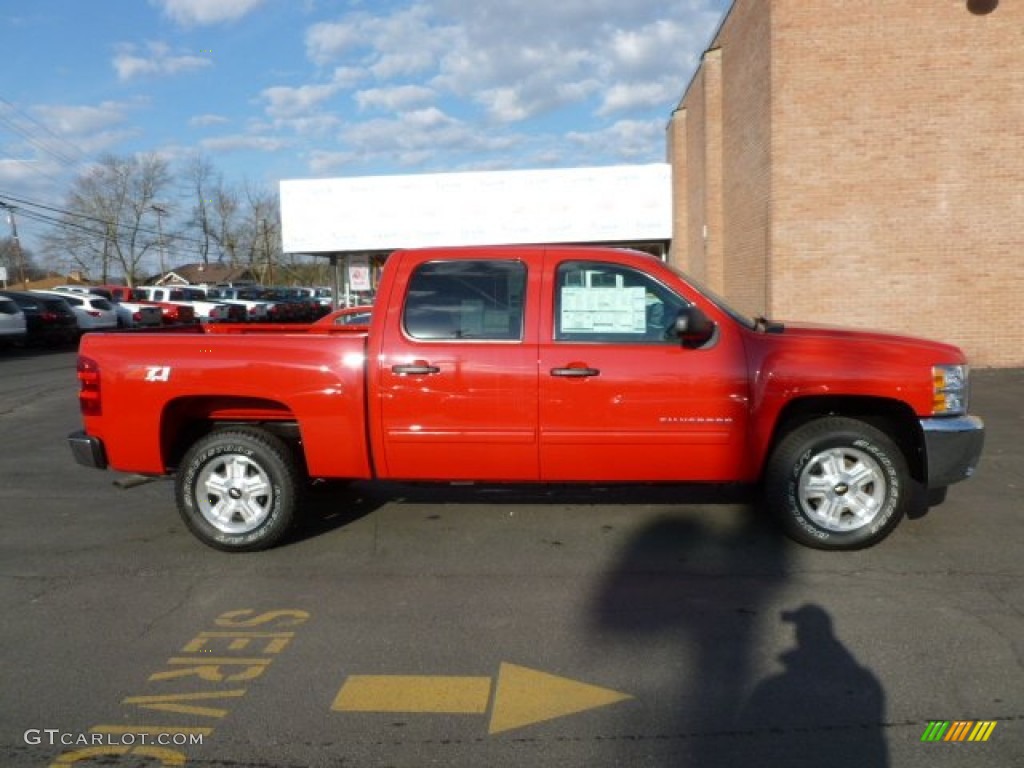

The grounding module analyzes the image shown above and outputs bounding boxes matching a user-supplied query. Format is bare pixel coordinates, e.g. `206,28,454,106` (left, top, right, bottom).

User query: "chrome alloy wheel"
797,446,887,532
196,453,273,534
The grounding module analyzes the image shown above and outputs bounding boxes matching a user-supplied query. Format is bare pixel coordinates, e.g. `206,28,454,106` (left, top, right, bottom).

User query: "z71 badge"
144,366,171,382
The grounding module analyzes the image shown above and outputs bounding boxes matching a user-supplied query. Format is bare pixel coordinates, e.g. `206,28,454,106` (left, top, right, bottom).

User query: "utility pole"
0,202,26,286
151,204,167,278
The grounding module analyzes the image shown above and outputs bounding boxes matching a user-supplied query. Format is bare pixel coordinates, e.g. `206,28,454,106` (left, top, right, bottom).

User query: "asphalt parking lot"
0,346,1021,767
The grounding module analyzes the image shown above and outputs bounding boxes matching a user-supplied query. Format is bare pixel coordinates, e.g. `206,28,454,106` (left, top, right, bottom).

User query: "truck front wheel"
175,428,299,551
766,417,909,550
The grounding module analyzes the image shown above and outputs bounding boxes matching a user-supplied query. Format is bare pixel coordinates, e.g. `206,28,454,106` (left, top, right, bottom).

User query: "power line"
0,96,89,169
0,190,211,250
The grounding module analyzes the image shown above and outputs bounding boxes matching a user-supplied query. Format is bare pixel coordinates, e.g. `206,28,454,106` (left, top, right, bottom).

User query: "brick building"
668,0,1022,367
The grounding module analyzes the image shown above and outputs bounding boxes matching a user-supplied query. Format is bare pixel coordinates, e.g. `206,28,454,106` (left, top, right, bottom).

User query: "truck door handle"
392,362,441,375
550,366,600,378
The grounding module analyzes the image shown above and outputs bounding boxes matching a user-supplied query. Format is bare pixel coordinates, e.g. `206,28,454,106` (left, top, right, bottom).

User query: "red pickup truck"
68,245,984,552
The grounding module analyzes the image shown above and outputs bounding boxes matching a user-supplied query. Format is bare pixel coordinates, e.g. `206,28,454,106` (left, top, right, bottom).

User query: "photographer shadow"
591,512,889,767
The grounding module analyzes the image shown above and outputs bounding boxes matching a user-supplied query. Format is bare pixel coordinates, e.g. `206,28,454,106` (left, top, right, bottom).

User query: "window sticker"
560,286,646,334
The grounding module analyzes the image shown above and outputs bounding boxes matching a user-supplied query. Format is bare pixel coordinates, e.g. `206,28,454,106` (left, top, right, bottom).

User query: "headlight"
933,364,969,415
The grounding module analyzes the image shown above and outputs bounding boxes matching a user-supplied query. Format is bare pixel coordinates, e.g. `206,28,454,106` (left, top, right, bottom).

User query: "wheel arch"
161,396,302,472
766,396,924,483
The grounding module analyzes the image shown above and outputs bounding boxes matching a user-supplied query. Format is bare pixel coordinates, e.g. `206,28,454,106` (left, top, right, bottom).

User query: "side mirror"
673,306,716,348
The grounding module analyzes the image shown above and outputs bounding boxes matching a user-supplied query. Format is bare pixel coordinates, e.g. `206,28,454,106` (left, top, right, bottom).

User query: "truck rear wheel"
175,427,299,551
766,417,909,550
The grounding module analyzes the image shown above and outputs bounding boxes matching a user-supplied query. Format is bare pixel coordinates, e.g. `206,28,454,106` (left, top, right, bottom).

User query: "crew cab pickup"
67,246,985,552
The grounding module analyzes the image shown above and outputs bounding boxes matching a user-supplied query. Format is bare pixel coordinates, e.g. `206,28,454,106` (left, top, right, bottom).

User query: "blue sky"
1,0,729,252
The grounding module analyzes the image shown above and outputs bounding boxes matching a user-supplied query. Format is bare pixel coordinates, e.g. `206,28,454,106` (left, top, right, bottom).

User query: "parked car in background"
33,290,118,334
0,294,27,348
198,287,269,322
51,285,163,329
314,305,373,328
135,286,243,323
261,287,321,322
0,290,78,346
99,285,197,326
291,286,335,314
229,288,294,323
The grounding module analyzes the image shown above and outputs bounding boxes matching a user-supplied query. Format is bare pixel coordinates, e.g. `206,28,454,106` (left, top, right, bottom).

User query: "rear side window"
403,260,526,341
0,299,18,315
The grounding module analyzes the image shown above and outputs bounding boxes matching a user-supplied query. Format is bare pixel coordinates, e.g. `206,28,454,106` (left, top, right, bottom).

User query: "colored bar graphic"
945,721,973,741
921,721,949,742
921,720,996,743
969,721,997,742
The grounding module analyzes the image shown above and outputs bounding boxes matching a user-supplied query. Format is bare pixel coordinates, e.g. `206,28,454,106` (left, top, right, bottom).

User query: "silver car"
0,294,27,347
32,290,118,332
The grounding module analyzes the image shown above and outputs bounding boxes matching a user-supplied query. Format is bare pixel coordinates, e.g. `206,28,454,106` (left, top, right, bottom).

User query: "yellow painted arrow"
331,662,632,734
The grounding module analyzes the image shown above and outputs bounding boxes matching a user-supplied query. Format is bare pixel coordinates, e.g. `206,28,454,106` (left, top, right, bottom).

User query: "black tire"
765,417,909,550
175,427,300,552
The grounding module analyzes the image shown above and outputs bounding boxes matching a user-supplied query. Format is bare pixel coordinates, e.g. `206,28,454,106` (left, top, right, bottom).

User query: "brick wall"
718,0,773,317
671,0,1024,367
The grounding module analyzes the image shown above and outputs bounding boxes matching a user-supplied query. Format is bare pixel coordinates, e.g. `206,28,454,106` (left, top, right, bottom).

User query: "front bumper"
68,430,108,470
920,415,985,488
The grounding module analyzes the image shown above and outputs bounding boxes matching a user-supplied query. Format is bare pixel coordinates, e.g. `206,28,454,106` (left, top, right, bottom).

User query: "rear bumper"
68,430,108,470
920,415,985,488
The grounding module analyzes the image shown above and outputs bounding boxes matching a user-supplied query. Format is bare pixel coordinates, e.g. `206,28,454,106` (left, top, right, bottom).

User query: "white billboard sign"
281,164,671,254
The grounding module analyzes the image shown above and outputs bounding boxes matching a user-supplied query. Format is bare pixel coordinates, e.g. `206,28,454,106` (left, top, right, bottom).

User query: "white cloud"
113,41,212,81
306,6,459,75
200,134,290,153
296,1,722,130
306,19,364,65
597,81,677,116
151,0,266,26
31,101,133,135
189,114,230,127
308,149,355,175
273,115,343,138
355,85,435,112
260,83,343,119
0,157,61,185
335,106,521,170
567,118,666,160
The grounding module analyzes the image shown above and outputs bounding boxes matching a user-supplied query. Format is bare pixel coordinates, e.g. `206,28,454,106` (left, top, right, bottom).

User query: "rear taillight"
77,355,101,416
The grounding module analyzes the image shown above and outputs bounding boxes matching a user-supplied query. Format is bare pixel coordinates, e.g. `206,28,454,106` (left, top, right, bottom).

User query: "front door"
537,257,750,482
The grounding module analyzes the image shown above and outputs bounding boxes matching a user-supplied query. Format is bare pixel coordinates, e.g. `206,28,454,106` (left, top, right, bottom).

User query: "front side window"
554,261,688,343
403,260,526,341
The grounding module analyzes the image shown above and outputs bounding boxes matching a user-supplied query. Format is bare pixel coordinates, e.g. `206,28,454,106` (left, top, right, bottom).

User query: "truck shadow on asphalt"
292,477,940,545
291,480,768,545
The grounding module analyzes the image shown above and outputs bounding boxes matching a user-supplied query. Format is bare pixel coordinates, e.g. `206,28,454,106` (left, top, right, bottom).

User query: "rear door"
537,255,750,482
374,254,541,481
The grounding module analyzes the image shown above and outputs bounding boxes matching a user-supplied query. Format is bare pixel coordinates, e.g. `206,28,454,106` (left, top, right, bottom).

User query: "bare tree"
0,237,42,284
238,181,281,283
42,153,172,285
203,177,240,265
184,152,215,266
